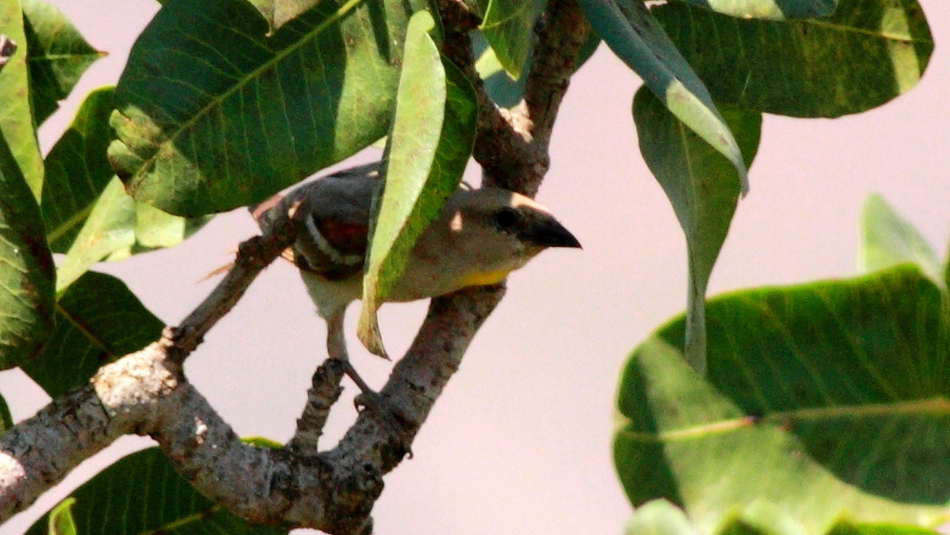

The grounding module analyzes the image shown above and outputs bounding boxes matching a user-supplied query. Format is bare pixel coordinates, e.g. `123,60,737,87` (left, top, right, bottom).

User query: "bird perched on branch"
253,162,581,394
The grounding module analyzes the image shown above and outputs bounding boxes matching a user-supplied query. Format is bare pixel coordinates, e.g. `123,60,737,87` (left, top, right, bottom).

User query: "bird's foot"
337,359,415,457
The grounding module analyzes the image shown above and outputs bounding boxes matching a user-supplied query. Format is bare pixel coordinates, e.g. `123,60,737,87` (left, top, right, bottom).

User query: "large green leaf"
678,0,836,20
651,0,933,118
615,265,950,534
0,129,55,370
633,87,760,374
478,0,544,79
109,0,427,217
26,447,287,535
0,0,44,198
579,0,747,191
859,194,944,292
42,87,117,253
22,271,163,398
357,10,477,356
22,0,105,126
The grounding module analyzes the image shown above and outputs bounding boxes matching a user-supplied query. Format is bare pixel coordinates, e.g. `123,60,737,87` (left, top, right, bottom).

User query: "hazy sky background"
1,0,949,533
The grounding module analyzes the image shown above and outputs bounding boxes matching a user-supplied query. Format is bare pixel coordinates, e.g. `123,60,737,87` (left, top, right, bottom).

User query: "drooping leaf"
42,87,117,253
0,0,44,198
0,129,55,370
474,27,600,108
357,10,477,356
22,271,163,398
678,0,836,20
859,193,944,292
48,498,77,535
25,448,287,535
615,265,950,534
0,392,13,432
479,0,545,79
651,0,933,117
109,0,428,217
579,0,747,191
633,87,760,374
21,0,105,126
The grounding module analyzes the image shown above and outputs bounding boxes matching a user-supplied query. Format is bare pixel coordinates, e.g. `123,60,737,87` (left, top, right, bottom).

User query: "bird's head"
409,188,581,293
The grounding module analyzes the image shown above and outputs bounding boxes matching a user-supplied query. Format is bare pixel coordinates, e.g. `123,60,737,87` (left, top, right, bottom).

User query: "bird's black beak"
523,218,582,249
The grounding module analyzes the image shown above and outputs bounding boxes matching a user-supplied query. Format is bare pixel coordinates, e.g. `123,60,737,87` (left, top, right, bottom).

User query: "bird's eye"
494,206,520,229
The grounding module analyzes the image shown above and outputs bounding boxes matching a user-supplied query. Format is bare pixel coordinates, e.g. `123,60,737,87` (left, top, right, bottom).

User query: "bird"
253,162,581,395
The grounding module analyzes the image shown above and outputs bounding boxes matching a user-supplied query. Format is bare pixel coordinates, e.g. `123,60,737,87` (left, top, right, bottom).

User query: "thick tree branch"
0,3,587,531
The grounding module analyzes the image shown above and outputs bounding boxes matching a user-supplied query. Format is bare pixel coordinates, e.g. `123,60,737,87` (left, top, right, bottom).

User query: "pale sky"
1,1,949,534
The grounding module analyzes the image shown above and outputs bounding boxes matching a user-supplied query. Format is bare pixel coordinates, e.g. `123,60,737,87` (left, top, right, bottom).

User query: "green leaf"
22,0,105,126
859,194,944,293
580,0,747,192
626,500,700,535
475,27,600,108
26,447,287,535
615,265,950,534
42,87,117,253
678,0,836,20
109,0,427,217
633,87,760,374
357,10,477,356
48,498,77,535
479,0,544,79
0,129,55,370
651,0,934,118
55,177,135,292
22,271,163,398
53,174,210,293
0,0,44,198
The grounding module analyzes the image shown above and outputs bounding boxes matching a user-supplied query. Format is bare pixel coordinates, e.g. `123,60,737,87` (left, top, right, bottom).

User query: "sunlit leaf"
358,10,478,356
616,265,950,533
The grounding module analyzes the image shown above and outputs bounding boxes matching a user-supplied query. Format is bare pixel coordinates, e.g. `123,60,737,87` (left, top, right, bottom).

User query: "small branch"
287,359,346,454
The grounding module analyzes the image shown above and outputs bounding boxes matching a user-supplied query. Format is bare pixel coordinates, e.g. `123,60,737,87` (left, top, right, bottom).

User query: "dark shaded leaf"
109,0,427,217
22,271,163,398
633,87,760,373
652,0,933,117
22,0,105,126
580,0,747,190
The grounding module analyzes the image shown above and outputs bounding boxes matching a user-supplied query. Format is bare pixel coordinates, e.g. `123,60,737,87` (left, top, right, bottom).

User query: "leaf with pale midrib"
109,0,428,217
616,265,950,533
